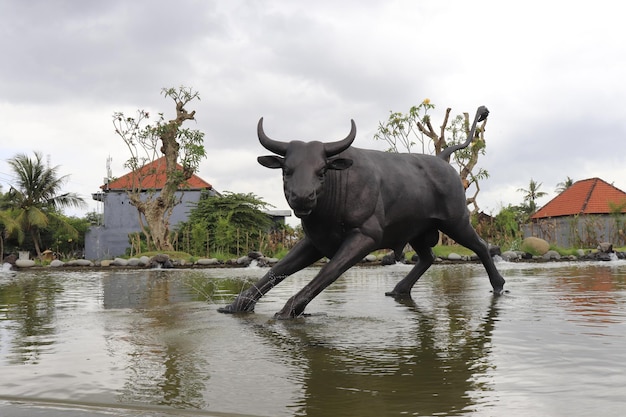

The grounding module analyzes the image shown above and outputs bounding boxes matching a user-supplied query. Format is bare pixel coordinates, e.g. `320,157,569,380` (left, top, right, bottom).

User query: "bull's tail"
438,106,489,162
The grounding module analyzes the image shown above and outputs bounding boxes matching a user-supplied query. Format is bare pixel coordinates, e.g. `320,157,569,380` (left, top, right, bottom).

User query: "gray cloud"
1,0,625,224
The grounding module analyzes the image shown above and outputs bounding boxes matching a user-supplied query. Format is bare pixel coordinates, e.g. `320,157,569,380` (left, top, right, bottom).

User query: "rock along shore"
4,244,625,272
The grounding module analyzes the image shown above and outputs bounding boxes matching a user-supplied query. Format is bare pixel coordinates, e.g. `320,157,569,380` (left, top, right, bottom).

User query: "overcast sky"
1,0,625,226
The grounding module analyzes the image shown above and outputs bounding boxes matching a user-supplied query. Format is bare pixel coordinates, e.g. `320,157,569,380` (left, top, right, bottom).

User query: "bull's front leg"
274,231,377,319
217,237,322,314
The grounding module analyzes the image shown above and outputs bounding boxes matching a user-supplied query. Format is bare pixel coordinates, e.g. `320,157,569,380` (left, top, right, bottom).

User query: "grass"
132,250,194,262
432,245,477,258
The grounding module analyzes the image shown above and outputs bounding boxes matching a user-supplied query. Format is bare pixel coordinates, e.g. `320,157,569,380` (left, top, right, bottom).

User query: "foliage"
112,86,206,252
492,205,525,245
374,99,436,154
83,210,103,226
177,191,276,257
470,205,526,248
431,244,476,258
374,99,489,212
556,176,574,193
517,178,548,217
1,152,85,257
38,214,90,259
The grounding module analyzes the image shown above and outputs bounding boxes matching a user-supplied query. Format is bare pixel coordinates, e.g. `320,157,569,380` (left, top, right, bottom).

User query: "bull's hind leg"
441,220,506,294
385,229,439,297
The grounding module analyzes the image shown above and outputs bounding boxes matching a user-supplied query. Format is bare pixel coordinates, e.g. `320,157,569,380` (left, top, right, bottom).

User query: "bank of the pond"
4,246,626,273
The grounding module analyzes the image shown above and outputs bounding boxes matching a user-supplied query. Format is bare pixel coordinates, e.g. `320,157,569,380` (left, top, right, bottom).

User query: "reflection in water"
555,265,626,327
0,275,62,364
1,263,626,416
247,267,501,416
103,271,209,409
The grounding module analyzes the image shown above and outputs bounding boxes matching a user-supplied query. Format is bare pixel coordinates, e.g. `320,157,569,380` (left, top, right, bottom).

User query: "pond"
1,260,625,416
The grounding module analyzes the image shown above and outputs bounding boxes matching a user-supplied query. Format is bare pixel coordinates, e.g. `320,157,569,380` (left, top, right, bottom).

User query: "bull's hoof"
273,304,307,319
217,297,257,314
273,310,300,320
491,287,508,295
385,290,411,297
217,305,246,314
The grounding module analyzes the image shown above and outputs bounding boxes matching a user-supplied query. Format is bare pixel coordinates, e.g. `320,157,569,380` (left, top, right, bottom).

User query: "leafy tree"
518,178,548,216
113,86,206,252
374,99,437,154
178,191,273,256
2,152,86,258
42,215,91,259
556,176,574,193
374,99,489,213
83,210,103,226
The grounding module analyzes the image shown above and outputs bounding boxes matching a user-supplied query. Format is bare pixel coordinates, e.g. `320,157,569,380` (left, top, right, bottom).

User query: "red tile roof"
104,156,212,190
532,178,626,219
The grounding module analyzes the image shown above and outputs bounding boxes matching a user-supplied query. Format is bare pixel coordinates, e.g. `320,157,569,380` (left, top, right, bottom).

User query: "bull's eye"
283,168,294,179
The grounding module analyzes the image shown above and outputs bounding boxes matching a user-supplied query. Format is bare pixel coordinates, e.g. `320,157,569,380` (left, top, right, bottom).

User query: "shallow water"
1,261,625,416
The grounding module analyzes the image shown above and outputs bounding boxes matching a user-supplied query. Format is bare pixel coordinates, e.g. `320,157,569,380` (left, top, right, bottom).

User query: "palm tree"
556,176,574,193
3,152,86,258
518,178,548,214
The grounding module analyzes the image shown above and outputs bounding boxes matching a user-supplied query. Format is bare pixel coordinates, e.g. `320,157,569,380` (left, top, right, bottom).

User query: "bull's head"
257,118,355,217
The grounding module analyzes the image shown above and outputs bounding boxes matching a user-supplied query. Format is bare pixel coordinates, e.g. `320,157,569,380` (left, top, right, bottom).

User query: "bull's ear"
257,155,285,169
327,158,353,170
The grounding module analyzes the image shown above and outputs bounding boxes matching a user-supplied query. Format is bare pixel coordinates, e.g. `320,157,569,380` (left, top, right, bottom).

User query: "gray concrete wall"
85,190,208,259
522,214,624,248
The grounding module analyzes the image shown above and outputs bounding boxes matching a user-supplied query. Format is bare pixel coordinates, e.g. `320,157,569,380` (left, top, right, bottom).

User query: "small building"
84,157,218,259
523,177,626,247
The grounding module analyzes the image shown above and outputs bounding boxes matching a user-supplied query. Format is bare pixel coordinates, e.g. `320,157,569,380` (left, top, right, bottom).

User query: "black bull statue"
219,106,505,319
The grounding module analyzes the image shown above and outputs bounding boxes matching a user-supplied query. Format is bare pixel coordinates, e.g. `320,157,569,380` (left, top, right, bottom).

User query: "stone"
597,242,613,253
381,253,397,266
149,254,174,268
521,237,550,255
127,258,141,266
489,245,502,257
196,258,220,265
542,250,561,260
447,252,462,261
112,257,128,266
501,250,520,261
3,254,17,265
15,259,36,268
236,256,251,266
152,254,170,263
364,254,377,262
50,259,65,267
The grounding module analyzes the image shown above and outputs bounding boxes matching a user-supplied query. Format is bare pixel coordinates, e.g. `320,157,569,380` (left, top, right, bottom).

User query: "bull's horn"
324,119,356,157
258,117,288,156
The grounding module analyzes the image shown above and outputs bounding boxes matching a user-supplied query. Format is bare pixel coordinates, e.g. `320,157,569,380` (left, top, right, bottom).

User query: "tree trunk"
30,228,42,259
144,200,174,251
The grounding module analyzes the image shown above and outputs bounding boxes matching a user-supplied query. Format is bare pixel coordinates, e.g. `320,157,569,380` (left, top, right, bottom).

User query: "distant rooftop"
532,177,626,219
103,156,212,191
